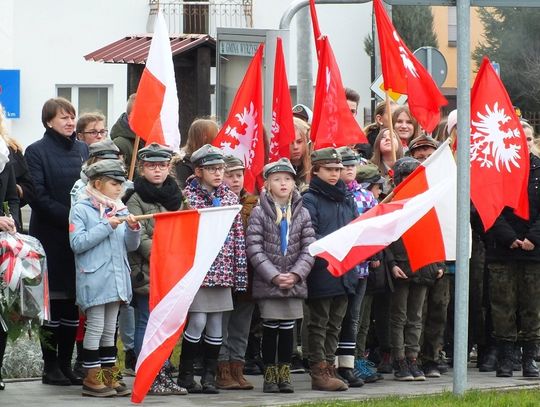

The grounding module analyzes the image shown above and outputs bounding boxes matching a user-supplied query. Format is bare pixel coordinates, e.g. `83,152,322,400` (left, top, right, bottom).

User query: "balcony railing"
148,0,253,36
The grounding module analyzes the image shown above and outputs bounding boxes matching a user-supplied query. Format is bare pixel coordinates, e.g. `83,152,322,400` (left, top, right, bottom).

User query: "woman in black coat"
25,98,88,386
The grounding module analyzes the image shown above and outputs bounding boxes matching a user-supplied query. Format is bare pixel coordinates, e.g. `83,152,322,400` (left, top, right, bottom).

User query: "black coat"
0,163,20,228
25,129,88,297
485,153,540,263
302,177,358,299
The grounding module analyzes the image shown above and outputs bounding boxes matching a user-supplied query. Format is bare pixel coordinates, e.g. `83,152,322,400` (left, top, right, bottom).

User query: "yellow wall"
431,6,485,89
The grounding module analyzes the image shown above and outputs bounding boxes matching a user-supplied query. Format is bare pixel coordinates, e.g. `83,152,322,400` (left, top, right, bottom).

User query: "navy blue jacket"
25,129,88,297
303,177,358,299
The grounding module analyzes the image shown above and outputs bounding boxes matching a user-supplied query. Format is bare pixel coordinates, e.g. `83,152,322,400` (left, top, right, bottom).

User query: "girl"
247,158,315,393
289,117,312,192
392,106,419,149
125,143,186,395
370,128,404,196
178,144,247,394
359,100,397,159
76,112,108,146
69,159,140,397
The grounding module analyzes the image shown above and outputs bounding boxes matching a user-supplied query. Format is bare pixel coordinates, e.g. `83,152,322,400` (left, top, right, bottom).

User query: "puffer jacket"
183,177,248,291
302,177,359,299
247,190,315,300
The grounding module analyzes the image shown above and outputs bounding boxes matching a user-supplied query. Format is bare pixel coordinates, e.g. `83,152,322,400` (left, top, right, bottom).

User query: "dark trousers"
421,275,450,361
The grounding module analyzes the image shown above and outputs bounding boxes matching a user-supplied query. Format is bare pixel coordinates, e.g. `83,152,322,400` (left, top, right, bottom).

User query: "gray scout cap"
336,146,359,166
356,163,385,185
224,155,245,172
311,147,344,169
84,159,126,182
191,144,225,167
88,138,120,159
392,157,420,186
263,158,297,179
137,143,173,162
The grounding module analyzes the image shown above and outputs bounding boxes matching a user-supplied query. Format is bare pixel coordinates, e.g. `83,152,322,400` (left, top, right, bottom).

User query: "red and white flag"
269,37,295,162
311,36,367,149
129,12,181,151
470,57,529,231
213,45,264,193
309,140,456,275
131,206,241,403
373,0,447,133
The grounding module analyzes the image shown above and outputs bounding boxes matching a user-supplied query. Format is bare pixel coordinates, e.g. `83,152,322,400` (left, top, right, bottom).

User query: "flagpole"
385,91,396,163
128,135,141,181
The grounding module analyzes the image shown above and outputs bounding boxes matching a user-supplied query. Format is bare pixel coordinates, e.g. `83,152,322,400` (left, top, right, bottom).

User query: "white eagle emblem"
392,30,419,78
470,102,522,172
219,102,259,168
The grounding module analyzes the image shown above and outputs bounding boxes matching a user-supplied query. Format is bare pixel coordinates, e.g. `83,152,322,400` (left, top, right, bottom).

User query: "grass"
292,389,540,407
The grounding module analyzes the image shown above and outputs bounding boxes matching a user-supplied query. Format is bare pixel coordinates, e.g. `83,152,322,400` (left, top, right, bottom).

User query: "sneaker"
164,359,179,378
149,368,187,395
422,361,441,378
407,358,426,381
377,352,393,374
354,359,383,383
290,355,305,374
393,358,413,381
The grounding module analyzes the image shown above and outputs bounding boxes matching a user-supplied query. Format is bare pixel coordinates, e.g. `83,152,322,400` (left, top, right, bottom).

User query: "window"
448,7,457,47
56,85,111,123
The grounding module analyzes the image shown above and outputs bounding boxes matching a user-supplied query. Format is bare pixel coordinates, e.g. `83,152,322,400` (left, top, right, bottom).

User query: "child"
216,155,258,391
246,158,315,393
125,143,186,395
302,147,358,392
178,145,248,394
69,160,140,397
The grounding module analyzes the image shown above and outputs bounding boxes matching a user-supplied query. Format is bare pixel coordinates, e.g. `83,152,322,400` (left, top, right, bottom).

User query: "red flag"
131,206,241,403
213,45,264,193
311,37,367,149
470,57,530,231
309,0,323,56
373,0,447,133
269,37,295,163
129,12,180,151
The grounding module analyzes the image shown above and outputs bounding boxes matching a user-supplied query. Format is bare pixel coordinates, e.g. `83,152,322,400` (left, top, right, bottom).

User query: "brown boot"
310,361,348,391
230,360,254,390
102,366,131,396
216,361,240,390
82,367,116,397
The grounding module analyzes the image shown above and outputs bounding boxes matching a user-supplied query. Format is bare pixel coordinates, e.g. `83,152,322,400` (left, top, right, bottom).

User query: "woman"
358,101,397,159
392,106,419,150
522,121,539,157
76,112,108,146
25,97,89,386
290,117,312,192
173,118,219,189
370,128,404,196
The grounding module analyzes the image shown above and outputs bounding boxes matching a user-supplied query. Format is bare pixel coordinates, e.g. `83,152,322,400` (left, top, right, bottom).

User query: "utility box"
216,27,289,136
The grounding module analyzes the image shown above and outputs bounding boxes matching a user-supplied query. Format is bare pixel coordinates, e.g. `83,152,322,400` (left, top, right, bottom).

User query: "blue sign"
0,70,20,119
491,62,501,77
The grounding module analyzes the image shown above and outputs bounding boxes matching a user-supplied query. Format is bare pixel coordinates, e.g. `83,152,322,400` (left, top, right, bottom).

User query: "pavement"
1,368,539,406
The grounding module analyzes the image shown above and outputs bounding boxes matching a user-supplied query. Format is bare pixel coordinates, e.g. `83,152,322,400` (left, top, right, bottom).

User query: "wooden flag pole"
385,91,396,163
128,135,141,181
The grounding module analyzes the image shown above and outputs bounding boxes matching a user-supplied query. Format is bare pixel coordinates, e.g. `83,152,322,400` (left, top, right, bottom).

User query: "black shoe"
59,364,84,385
177,370,202,393
290,355,305,374
522,343,539,378
407,358,425,381
479,347,498,372
42,365,71,386
243,358,262,375
201,359,219,394
393,358,413,381
423,361,441,378
337,367,364,387
0,373,4,390
73,360,86,379
377,352,393,374
496,342,514,378
124,349,137,375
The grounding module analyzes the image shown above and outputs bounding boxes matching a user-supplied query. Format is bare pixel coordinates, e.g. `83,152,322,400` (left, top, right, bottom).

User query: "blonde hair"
292,117,312,183
522,121,540,157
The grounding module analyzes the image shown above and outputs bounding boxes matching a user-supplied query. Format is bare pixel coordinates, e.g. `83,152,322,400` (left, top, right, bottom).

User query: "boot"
201,359,219,394
513,345,522,371
123,349,137,377
59,361,84,385
216,361,240,390
522,343,539,378
57,320,79,385
82,367,116,397
229,360,254,390
479,346,498,372
103,366,131,396
277,363,294,393
310,361,348,391
263,365,279,393
496,341,515,377
337,367,364,387
177,338,203,393
42,360,71,386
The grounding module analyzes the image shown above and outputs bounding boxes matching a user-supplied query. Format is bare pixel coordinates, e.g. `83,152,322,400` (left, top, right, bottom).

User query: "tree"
473,8,540,112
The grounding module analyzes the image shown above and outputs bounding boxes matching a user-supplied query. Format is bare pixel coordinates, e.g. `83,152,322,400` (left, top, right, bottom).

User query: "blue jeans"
118,304,135,352
134,293,150,356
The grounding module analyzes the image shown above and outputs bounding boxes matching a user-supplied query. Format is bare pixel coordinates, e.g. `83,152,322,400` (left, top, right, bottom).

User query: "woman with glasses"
76,113,108,146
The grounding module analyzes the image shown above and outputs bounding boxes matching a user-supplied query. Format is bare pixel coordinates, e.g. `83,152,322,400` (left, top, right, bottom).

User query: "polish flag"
131,206,241,403
129,11,181,152
309,140,457,275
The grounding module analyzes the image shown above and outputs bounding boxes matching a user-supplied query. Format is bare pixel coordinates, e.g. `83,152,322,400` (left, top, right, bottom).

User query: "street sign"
370,74,408,104
0,70,20,119
492,61,500,77
413,46,448,87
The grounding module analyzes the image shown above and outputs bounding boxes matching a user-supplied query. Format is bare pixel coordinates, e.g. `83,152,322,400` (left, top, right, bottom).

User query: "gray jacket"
246,190,315,300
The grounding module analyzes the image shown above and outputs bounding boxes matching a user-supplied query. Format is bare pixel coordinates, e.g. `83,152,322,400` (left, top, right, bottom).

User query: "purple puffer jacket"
246,189,315,299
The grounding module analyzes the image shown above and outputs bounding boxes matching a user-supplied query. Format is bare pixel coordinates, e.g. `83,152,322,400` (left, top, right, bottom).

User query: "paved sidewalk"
1,369,539,406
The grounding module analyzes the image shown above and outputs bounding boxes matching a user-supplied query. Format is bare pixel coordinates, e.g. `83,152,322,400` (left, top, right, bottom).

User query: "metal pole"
453,0,471,396
296,7,314,107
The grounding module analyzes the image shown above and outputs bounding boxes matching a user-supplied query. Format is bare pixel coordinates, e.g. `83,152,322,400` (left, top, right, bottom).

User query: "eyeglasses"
83,129,108,137
203,165,226,174
143,162,169,170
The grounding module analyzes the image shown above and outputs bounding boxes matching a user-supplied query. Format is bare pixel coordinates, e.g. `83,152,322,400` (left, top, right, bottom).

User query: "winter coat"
247,190,315,300
173,155,194,190
110,113,144,175
0,164,20,229
485,153,540,263
183,177,248,291
69,199,140,312
25,129,88,297
8,147,35,210
302,177,359,299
